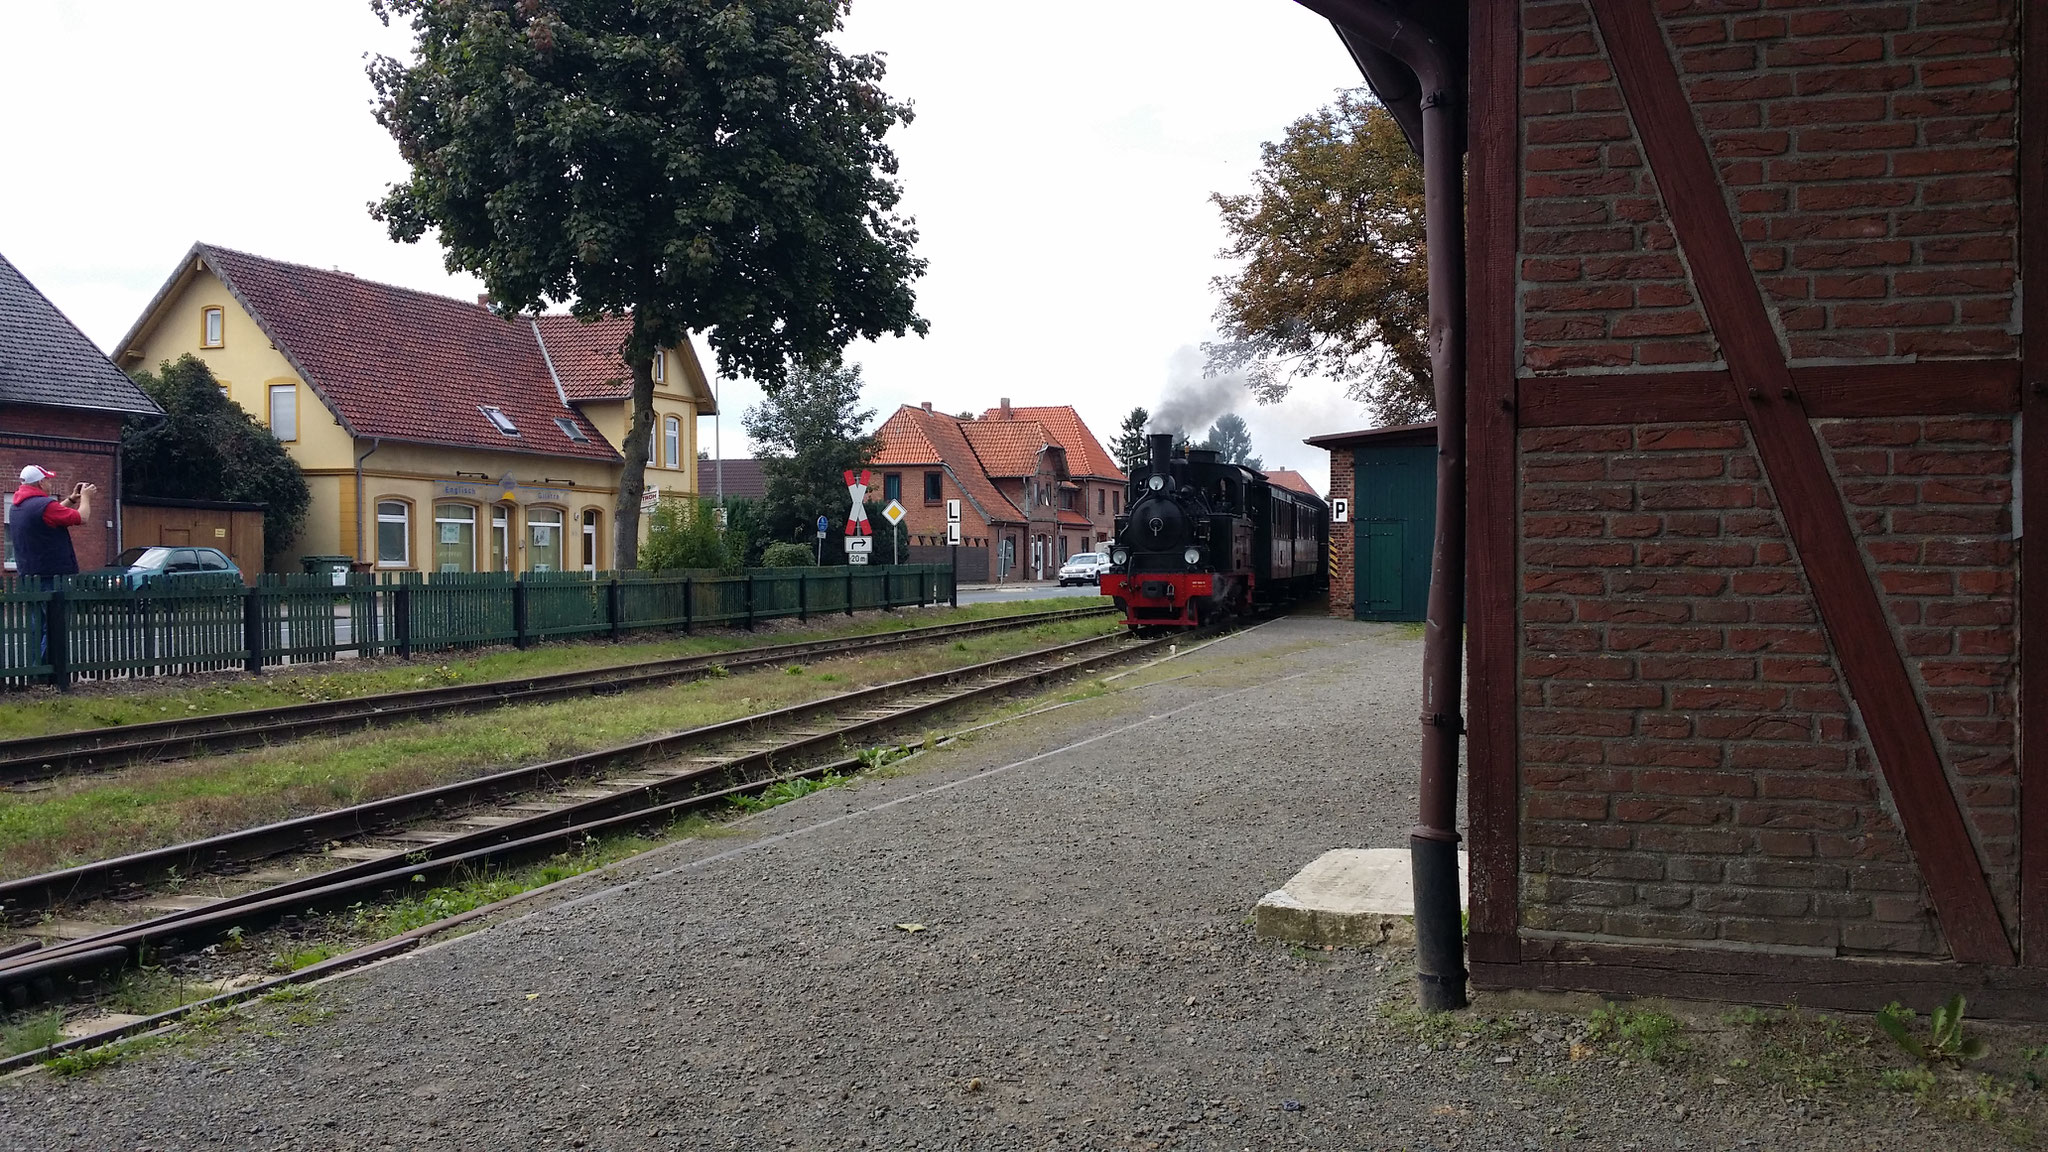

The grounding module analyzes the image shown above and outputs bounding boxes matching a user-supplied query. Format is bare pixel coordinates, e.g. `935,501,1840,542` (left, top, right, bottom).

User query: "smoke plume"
1152,345,1249,438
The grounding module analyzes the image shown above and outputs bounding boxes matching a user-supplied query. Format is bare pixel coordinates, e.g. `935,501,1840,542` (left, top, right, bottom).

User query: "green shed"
1305,422,1438,623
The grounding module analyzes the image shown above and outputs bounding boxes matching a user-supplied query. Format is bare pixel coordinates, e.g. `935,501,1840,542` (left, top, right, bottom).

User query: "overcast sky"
2,1,1369,492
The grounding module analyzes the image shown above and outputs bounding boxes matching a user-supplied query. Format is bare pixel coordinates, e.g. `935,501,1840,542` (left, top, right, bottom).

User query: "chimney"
476,293,492,308
921,401,933,412
999,398,1012,420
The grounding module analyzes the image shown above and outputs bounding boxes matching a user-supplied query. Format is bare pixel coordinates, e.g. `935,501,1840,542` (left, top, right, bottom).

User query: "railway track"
0,604,1114,785
0,624,1190,1017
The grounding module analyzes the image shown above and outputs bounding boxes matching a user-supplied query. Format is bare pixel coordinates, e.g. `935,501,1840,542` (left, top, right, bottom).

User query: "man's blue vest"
7,495,80,576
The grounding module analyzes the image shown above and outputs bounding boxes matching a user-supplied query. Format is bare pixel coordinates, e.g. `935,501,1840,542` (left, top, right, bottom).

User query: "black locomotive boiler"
1101,433,1328,627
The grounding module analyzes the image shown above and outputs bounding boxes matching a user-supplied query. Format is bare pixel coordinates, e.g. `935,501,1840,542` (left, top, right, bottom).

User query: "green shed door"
1353,444,1436,622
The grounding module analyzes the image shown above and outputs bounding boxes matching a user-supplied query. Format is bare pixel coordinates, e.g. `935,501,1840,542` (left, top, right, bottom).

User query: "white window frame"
652,349,665,383
268,383,298,441
433,503,477,573
646,416,659,467
663,416,681,469
202,306,223,348
376,501,411,568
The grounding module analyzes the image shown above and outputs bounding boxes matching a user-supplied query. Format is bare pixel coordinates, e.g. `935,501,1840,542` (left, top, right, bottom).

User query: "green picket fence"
0,564,955,688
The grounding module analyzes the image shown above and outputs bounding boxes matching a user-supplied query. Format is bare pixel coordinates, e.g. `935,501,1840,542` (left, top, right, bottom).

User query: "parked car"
1057,552,1110,587
100,545,242,587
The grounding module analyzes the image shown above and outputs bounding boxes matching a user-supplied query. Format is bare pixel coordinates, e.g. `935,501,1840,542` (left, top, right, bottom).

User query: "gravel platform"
0,615,2031,1150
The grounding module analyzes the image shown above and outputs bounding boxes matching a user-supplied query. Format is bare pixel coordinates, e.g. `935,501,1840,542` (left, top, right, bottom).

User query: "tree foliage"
760,541,813,568
367,0,927,566
1200,413,1262,472
641,496,738,573
1206,89,1430,425
742,360,877,562
121,355,312,568
1111,406,1150,473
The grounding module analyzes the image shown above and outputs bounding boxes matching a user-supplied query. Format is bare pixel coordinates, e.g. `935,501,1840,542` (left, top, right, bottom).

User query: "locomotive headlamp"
1183,547,1201,566
1112,548,1129,566
1147,475,1165,492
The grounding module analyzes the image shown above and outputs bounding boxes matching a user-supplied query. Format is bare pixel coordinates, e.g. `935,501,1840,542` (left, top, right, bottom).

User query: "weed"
0,1009,65,1057
730,772,851,813
783,665,804,675
1880,1065,1938,1100
221,925,245,951
47,1039,146,1075
270,944,341,973
106,967,199,1017
855,744,909,773
260,984,317,1005
1584,1002,1685,1062
1878,994,1988,1066
2022,1044,2047,1090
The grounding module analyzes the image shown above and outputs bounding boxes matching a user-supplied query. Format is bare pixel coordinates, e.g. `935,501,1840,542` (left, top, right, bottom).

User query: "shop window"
527,507,564,572
376,501,411,567
201,306,223,348
268,384,298,441
490,505,511,571
433,503,476,572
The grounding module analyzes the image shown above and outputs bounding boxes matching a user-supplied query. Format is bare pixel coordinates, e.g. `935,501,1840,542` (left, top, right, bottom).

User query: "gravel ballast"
1,614,2038,1150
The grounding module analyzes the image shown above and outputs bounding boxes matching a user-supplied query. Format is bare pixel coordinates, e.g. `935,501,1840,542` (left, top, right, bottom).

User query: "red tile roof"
161,245,618,461
533,313,632,400
871,405,1022,524
982,405,1125,481
1056,509,1093,528
960,420,1064,478
1265,468,1321,498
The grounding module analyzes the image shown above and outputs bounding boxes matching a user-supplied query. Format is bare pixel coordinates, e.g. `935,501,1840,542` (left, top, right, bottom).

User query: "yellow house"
115,244,717,573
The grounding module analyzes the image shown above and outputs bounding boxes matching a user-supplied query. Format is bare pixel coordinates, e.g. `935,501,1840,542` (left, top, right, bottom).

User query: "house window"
1060,489,1076,510
376,501,411,567
527,507,564,572
490,505,511,571
664,416,681,469
652,349,665,383
268,384,298,441
647,416,659,467
433,503,476,572
1096,488,1105,515
480,405,519,436
554,417,589,444
581,509,601,574
201,306,223,348
883,473,901,504
1113,491,1122,515
923,471,942,503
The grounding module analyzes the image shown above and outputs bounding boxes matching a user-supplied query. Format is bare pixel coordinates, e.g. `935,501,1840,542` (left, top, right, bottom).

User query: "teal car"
102,545,242,587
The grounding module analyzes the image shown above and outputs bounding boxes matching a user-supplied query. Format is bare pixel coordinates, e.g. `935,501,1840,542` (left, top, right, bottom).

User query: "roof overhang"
1305,420,1439,451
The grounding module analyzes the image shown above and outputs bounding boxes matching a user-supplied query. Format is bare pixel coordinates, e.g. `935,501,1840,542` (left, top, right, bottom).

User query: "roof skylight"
480,405,520,436
555,417,590,443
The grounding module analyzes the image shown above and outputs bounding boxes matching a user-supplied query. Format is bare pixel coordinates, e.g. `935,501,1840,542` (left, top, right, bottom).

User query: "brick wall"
1326,447,1355,617
1522,0,2018,373
1519,422,1943,956
1,404,125,572
1821,413,2019,926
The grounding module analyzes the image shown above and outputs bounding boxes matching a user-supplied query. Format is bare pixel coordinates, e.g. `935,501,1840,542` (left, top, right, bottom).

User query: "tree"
122,355,312,568
1200,413,1263,472
760,541,813,568
742,360,878,562
1206,89,1430,425
1111,406,1151,473
640,497,734,572
368,0,928,568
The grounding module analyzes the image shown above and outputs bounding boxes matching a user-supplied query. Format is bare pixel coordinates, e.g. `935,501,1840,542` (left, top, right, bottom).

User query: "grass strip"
0,597,1110,742
0,614,1119,879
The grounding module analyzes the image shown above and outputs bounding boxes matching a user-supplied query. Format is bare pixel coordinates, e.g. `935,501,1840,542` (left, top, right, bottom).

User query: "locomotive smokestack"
1148,433,1172,474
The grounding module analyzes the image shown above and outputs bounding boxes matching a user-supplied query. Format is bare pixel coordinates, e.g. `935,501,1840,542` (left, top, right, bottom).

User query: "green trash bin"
301,555,353,587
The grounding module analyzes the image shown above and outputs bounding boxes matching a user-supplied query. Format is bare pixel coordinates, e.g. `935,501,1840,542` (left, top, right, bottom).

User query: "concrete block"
1254,848,1469,948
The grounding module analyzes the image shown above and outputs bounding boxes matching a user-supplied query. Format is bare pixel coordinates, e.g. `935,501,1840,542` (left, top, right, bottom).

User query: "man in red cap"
8,464,95,577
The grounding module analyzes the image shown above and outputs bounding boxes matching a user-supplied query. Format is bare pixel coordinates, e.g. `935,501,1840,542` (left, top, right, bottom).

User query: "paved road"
955,581,1106,606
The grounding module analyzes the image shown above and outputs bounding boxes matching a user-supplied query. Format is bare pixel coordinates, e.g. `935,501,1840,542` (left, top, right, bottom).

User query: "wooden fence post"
394,584,413,659
243,584,263,673
607,577,623,641
511,577,529,650
744,574,755,632
798,572,808,623
46,584,69,690
845,567,854,616
682,576,693,635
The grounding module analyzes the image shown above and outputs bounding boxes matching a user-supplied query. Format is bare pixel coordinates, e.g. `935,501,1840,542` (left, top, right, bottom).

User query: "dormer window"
652,349,665,384
201,307,223,348
554,417,589,443
480,405,520,436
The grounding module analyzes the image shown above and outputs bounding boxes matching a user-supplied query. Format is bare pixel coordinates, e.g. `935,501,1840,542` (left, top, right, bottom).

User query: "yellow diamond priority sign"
881,499,907,526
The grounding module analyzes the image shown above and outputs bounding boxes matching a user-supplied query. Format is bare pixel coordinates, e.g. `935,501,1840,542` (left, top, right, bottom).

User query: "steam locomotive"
1101,433,1328,627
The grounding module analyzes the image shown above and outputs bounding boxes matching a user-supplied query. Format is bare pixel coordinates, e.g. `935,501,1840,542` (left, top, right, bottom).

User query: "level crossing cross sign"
843,470,873,538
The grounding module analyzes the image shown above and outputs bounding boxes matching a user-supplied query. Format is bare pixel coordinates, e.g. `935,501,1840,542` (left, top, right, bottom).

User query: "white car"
1057,552,1110,586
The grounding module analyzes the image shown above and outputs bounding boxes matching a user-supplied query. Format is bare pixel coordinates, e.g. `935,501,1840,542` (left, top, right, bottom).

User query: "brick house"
1293,0,2046,1013
977,402,1128,551
873,400,1126,582
0,252,162,574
